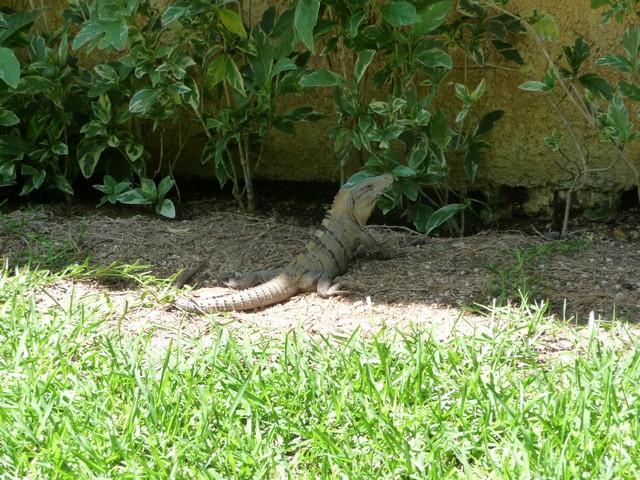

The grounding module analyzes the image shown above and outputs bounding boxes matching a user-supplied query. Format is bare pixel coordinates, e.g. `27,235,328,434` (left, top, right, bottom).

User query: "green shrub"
1,0,524,229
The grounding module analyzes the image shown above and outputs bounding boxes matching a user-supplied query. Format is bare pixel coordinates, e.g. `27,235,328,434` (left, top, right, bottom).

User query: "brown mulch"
1,201,639,344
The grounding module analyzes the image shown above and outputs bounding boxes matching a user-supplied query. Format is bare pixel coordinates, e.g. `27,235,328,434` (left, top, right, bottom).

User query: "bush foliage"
1,1,637,232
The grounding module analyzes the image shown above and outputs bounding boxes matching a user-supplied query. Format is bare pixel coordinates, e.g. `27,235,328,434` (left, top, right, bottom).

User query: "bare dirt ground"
1,200,639,345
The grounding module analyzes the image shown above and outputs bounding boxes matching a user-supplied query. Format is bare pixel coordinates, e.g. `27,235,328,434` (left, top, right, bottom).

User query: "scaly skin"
174,174,393,313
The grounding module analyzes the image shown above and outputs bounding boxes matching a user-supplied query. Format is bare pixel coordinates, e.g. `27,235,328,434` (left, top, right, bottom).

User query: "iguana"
174,173,393,313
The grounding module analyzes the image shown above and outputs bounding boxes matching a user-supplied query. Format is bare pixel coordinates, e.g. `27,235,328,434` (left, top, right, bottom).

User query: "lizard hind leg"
299,269,349,298
222,269,279,289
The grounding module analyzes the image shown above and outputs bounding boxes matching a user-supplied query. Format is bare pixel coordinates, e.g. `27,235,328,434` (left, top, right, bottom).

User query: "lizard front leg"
358,231,392,259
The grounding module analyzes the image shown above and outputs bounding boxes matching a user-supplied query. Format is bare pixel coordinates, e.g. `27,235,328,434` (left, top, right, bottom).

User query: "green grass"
1,264,640,479
483,237,594,305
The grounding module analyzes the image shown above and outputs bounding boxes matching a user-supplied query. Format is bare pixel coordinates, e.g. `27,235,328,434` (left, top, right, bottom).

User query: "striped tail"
175,275,297,313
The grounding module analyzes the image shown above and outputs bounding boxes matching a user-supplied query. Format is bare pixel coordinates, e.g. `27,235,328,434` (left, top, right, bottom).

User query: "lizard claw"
318,282,351,298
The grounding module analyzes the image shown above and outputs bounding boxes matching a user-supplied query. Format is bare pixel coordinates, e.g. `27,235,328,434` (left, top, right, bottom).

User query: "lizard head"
337,173,394,227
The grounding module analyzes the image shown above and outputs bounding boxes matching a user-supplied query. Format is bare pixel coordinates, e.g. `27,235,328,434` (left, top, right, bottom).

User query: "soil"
1,198,639,346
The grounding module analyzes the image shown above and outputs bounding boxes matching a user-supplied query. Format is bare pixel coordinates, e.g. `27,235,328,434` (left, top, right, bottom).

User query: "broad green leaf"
467,42,485,66
456,107,470,123
622,26,640,60
0,48,20,88
492,39,525,65
618,80,640,101
604,95,632,141
20,165,38,176
16,76,55,94
129,88,160,115
430,110,451,150
107,134,120,149
421,162,449,184
562,38,590,74
94,94,112,123
458,0,483,17
363,154,383,169
0,135,31,160
544,130,564,151
156,198,176,218
55,175,74,195
396,177,420,201
454,79,486,121
0,110,19,126
408,140,429,170
464,147,482,182
343,171,376,189
125,142,144,162
530,13,559,42
157,176,176,197
81,121,108,139
415,48,452,69
420,203,466,235
273,7,297,58
218,8,247,38
140,178,157,198
413,0,451,37
590,0,611,6
58,31,69,64
412,204,435,233
380,2,420,27
0,162,16,183
520,70,555,93
72,19,129,52
101,19,129,51
77,138,106,178
167,82,191,95
206,55,227,88
279,106,324,124
299,69,346,87
519,81,547,92
275,69,306,96
20,167,46,195
94,64,118,81
471,78,486,100
390,97,407,112
392,165,416,177
295,0,320,53
249,29,274,85
348,11,366,37
0,8,45,44
475,110,504,136
354,49,375,85
117,189,151,205
369,101,391,115
578,73,614,100
273,58,296,77
28,34,47,62
225,57,245,95
95,175,116,193
52,142,68,156
595,53,633,72
260,6,276,34
455,83,470,102
161,4,188,25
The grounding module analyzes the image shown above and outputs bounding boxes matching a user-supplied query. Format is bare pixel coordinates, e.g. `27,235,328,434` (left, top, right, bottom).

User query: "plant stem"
239,133,255,212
